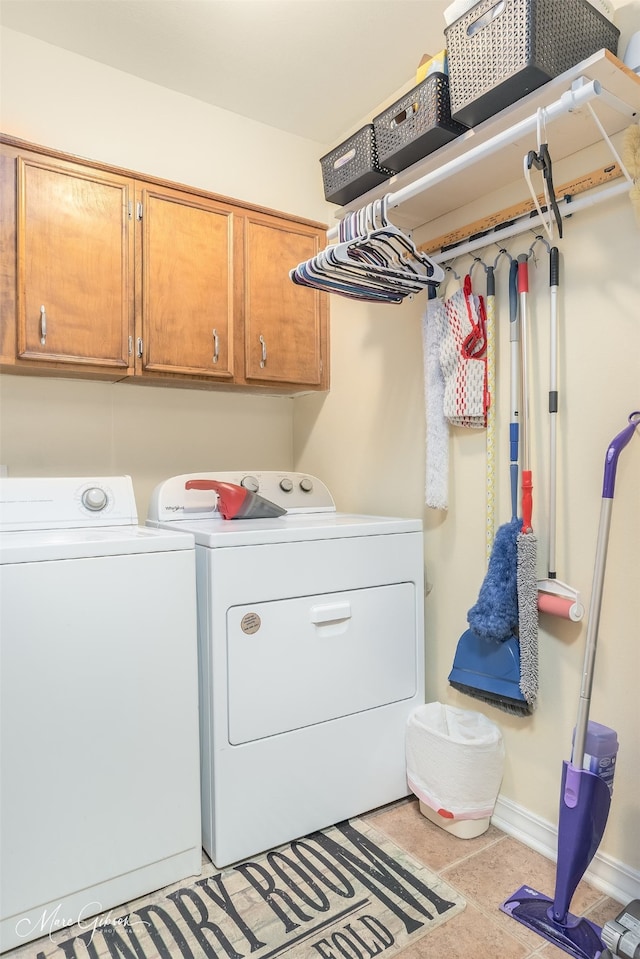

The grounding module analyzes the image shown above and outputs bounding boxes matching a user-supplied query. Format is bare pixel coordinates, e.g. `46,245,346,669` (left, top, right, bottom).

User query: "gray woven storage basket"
320,125,392,206
445,0,620,127
373,73,468,174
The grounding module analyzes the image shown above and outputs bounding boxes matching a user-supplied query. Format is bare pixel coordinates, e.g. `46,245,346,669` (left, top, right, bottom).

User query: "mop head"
517,531,539,708
622,124,640,225
467,518,520,641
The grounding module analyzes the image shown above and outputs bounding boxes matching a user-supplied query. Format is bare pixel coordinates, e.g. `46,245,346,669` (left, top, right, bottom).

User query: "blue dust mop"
467,517,520,641
449,516,530,716
449,264,530,716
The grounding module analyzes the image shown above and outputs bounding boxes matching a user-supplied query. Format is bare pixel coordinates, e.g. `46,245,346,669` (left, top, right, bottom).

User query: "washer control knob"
299,477,313,493
82,486,108,511
241,475,259,493
279,478,293,492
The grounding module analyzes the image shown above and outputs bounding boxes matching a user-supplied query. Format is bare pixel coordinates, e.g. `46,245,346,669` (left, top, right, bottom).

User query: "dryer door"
227,583,417,744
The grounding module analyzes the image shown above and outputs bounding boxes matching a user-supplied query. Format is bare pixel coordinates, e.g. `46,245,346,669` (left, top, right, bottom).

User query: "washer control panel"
148,471,336,522
0,476,137,531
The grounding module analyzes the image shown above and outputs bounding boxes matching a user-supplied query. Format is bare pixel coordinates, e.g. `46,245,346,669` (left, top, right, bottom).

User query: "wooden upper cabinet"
1,136,329,393
138,186,236,380
16,156,133,369
243,213,328,389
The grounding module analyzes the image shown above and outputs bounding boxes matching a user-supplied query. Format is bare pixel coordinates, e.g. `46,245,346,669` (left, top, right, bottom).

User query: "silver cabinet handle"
212,328,219,364
259,334,267,368
40,305,47,344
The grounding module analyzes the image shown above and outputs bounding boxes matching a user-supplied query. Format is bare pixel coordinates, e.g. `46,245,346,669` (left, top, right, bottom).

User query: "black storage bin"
373,73,468,174
320,125,392,206
445,0,620,128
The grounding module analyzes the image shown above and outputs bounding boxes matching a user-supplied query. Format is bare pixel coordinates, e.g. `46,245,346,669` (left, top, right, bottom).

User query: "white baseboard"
491,794,640,906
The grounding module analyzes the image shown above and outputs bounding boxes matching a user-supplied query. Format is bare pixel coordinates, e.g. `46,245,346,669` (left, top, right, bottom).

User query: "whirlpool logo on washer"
240,613,261,635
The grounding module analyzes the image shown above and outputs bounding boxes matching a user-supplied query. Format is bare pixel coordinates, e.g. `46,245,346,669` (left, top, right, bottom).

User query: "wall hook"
469,256,488,284
444,263,462,282
528,234,551,258
492,247,514,270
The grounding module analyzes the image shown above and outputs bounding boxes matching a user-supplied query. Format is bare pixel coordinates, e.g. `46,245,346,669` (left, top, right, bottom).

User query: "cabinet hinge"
128,336,133,355
128,201,133,220
136,202,143,221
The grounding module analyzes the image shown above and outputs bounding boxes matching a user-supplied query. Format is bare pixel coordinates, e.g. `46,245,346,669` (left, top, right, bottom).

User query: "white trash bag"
406,702,505,838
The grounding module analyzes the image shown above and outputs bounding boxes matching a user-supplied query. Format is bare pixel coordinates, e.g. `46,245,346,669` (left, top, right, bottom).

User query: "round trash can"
406,701,505,839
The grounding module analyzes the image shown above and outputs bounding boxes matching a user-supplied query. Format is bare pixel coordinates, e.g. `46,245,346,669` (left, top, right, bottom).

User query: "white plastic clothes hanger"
291,196,444,301
330,196,445,285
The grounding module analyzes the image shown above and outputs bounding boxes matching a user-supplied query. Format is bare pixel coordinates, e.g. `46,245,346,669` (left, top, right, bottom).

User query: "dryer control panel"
148,471,336,523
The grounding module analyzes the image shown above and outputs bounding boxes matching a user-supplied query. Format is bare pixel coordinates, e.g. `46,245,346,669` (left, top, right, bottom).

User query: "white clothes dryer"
0,476,201,953
147,471,425,868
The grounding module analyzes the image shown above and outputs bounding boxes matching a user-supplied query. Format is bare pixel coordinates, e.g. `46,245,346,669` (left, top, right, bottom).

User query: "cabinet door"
16,156,134,370
243,213,328,389
139,186,236,379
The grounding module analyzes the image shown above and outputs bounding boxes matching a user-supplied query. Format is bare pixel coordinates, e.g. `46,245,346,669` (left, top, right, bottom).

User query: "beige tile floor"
4,797,623,959
364,797,622,959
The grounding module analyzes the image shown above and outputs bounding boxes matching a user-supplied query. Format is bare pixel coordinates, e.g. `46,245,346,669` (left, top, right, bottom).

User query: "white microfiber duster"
422,295,449,510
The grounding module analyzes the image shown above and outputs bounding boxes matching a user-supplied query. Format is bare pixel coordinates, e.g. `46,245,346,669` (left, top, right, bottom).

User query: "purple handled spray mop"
501,410,640,959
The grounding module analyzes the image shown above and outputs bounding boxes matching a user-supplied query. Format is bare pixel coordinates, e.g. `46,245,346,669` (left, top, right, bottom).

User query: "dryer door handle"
310,602,352,626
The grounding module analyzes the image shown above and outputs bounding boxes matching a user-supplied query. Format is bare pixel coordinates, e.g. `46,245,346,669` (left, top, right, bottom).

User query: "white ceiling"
0,0,453,145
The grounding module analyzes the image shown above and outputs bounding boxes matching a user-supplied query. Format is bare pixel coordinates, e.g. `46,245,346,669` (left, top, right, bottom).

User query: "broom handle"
548,247,559,577
486,266,497,563
518,255,532,532
509,259,520,520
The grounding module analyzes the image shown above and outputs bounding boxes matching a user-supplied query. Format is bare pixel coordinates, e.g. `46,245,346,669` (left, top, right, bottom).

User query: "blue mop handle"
509,259,519,520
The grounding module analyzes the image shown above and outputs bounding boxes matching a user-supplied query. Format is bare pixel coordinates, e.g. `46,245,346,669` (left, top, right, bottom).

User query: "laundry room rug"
8,818,466,959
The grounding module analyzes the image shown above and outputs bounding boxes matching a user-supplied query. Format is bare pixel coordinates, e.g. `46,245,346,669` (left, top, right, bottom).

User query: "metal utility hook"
528,233,551,265
492,247,514,271
444,263,462,282
469,255,488,288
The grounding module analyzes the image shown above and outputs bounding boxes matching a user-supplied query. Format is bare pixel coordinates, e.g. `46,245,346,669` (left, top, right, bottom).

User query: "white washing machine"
0,476,202,953
147,471,425,868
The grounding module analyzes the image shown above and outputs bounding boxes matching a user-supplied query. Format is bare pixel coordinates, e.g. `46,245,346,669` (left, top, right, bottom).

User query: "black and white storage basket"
373,73,468,174
445,0,620,127
320,125,392,206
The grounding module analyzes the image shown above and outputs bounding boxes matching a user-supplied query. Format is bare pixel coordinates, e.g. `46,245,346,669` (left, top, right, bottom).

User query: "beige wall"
295,187,640,874
0,26,328,516
2,22,639,884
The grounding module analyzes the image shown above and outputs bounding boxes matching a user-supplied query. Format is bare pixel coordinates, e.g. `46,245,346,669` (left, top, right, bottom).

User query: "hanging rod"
326,76,636,243
430,179,630,263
